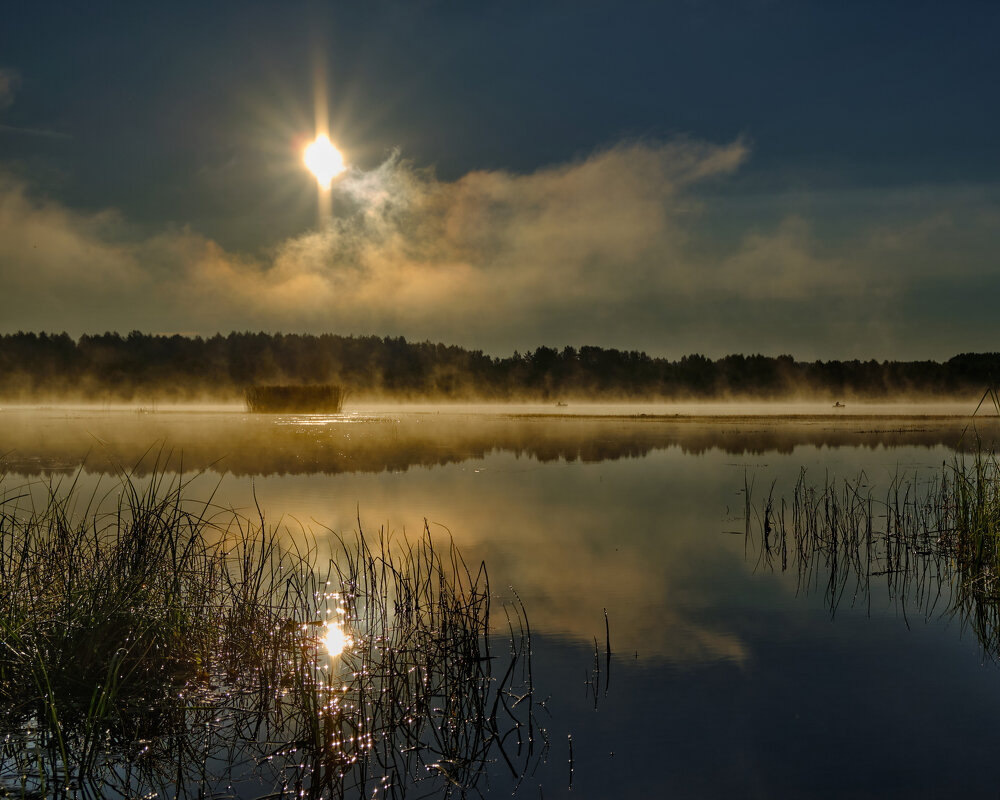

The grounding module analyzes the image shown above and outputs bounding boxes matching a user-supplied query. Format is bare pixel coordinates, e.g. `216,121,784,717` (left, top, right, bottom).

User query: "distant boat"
245,384,344,413
833,401,845,408
556,401,568,407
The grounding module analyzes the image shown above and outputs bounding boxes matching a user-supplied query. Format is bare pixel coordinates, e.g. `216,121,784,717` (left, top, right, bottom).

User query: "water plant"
0,465,537,798
744,429,1000,658
244,384,345,413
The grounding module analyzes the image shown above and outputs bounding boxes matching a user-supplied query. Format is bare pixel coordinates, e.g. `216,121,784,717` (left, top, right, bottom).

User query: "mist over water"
0,401,994,475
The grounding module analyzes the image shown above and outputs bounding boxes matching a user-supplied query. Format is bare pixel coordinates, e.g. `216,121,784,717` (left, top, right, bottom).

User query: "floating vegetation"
0,467,537,798
744,441,1000,658
245,384,345,413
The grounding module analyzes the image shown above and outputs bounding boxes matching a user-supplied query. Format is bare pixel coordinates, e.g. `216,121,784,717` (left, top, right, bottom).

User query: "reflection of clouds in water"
237,451,759,666
514,551,750,666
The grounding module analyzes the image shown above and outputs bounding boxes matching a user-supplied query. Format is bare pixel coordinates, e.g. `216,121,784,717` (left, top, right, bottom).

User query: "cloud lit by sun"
304,134,346,189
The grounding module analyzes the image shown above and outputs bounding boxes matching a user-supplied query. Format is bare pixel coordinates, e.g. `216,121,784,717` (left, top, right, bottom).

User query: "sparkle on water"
304,134,346,188
323,620,352,657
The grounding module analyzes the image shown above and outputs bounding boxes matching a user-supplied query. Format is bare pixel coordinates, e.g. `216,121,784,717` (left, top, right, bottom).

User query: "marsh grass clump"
745,441,1000,658
244,384,344,413
948,447,1000,582
267,529,537,798
0,470,225,794
0,466,536,799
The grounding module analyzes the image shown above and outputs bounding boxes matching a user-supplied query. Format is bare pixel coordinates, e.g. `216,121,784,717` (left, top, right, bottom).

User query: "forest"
0,331,998,403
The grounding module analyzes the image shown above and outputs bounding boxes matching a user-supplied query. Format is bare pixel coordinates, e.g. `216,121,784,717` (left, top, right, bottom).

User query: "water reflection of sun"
323,620,352,657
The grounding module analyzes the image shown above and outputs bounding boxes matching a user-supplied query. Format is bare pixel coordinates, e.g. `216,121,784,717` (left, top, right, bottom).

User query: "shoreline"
0,400,993,420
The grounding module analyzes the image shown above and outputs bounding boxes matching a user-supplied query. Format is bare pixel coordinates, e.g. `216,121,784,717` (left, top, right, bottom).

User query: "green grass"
0,464,536,798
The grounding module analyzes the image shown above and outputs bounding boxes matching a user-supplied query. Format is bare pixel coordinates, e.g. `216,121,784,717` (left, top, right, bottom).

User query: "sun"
304,134,346,188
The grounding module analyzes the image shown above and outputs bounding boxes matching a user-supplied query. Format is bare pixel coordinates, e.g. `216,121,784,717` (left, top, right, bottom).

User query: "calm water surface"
3,404,1000,798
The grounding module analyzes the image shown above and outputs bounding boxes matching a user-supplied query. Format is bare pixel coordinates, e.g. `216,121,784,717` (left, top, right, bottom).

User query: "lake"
2,403,999,798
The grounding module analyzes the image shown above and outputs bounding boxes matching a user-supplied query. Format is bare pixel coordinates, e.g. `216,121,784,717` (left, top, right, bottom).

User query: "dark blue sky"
1,0,998,357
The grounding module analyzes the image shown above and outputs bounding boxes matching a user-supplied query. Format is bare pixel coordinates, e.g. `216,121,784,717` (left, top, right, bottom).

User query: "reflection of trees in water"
745,458,1000,659
2,411,996,478
0,473,539,798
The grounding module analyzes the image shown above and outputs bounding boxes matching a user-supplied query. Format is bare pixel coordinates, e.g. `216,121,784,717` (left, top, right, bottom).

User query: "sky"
1,0,998,360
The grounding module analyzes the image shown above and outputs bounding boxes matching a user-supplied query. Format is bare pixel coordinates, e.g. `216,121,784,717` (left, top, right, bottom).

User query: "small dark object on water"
245,384,344,413
833,401,845,408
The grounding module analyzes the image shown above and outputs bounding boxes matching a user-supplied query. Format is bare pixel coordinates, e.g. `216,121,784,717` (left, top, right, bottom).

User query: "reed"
0,467,536,798
244,384,345,413
744,445,1000,657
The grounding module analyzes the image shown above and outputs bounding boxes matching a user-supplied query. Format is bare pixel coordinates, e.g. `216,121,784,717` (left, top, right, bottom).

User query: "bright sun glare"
304,134,346,189
323,620,352,657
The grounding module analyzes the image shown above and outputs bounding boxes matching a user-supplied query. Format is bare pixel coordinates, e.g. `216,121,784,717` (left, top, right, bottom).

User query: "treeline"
0,331,998,402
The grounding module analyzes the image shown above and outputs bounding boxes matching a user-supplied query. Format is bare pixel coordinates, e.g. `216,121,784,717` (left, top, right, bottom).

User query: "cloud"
207,140,754,325
715,216,857,300
0,139,997,357
0,176,140,290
